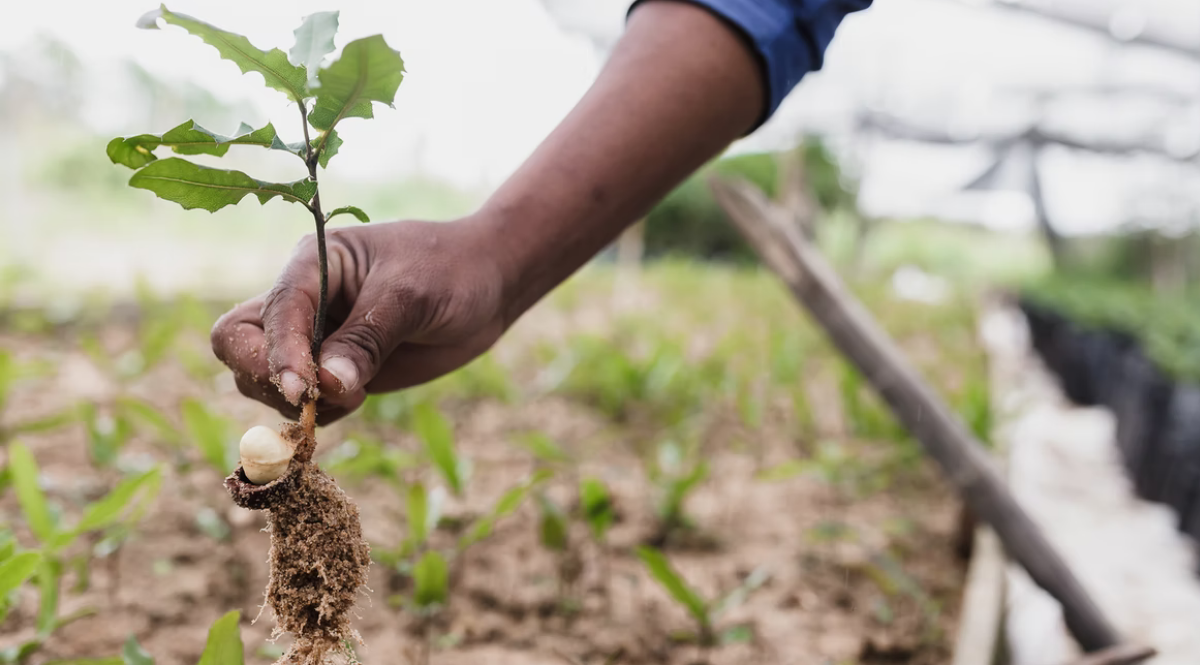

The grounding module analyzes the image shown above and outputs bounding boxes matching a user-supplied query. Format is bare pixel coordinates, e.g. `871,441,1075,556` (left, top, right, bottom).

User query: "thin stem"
298,102,329,381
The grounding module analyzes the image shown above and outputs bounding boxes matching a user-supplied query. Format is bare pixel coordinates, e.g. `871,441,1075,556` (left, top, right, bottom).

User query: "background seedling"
5,443,160,663
635,546,768,652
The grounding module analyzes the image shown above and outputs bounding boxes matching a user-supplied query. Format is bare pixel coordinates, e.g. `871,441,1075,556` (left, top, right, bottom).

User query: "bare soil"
1,307,968,665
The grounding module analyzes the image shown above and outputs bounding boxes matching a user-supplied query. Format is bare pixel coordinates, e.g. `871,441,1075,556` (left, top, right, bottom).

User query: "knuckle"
336,323,388,370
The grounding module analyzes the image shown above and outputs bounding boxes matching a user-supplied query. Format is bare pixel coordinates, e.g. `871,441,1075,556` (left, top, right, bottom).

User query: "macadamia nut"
240,425,294,485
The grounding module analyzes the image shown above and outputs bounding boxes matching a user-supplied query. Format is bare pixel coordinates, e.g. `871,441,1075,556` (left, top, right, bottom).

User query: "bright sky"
4,0,1198,234
0,0,602,189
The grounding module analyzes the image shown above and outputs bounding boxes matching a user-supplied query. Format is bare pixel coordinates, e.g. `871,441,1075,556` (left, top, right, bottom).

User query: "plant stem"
298,102,329,384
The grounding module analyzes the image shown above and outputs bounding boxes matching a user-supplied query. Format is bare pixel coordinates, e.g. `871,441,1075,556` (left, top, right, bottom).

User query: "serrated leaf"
412,551,448,608
412,404,462,495
635,546,709,630
290,11,339,88
327,205,368,223
307,34,404,132
148,6,308,102
9,444,56,545
107,120,290,170
197,610,243,665
129,158,315,212
121,635,155,665
0,552,42,599
316,129,342,168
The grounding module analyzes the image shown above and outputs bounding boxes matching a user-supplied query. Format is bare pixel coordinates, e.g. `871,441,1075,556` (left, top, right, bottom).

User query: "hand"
211,217,508,424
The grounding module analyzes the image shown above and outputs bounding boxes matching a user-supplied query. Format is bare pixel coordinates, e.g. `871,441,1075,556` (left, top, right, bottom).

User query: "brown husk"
225,404,371,664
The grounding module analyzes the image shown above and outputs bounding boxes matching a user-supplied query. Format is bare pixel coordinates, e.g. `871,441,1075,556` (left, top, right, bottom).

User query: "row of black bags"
1020,298,1200,544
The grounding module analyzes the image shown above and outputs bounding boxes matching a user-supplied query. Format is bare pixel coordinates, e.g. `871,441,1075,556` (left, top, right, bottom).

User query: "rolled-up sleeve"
628,0,872,127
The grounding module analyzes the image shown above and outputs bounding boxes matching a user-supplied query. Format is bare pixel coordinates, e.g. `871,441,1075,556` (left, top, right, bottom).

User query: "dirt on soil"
0,313,968,665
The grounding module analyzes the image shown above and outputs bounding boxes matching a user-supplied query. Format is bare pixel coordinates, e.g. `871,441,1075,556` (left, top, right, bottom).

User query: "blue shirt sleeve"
628,0,872,128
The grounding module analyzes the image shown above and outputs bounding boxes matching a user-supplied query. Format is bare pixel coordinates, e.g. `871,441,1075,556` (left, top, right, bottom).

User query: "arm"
212,0,868,423
477,0,764,325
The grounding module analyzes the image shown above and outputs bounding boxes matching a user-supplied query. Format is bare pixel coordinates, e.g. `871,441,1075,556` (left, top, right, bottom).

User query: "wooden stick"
708,177,1122,652
1065,644,1157,665
951,527,1006,665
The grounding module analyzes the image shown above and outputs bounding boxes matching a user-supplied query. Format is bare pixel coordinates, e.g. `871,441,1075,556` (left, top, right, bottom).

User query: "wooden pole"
708,177,1124,653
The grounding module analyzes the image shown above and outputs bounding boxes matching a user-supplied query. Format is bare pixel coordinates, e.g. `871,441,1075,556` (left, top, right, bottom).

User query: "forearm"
473,1,765,325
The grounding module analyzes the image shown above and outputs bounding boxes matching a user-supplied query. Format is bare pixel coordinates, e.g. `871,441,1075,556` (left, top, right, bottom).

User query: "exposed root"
226,401,371,664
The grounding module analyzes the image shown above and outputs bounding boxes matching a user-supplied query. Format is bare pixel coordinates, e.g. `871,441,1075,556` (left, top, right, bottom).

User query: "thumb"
316,281,423,406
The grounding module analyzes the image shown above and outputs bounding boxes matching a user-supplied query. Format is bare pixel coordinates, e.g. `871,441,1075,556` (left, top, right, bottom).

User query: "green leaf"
107,120,289,170
0,552,42,599
146,6,308,102
316,129,342,169
514,432,570,465
181,399,234,474
117,397,181,447
635,546,709,630
579,478,613,542
712,566,770,618
412,551,448,608
290,11,339,88
129,158,315,213
36,557,61,636
536,493,568,553
326,205,368,224
9,444,56,545
307,34,405,132
76,468,162,534
121,635,155,665
412,404,462,495
196,610,243,665
406,483,428,548
458,470,550,549
9,410,76,437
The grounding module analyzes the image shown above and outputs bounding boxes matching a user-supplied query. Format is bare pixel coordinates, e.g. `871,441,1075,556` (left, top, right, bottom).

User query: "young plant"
5,443,160,663
108,7,403,662
579,477,615,608
635,547,768,650
647,440,709,542
0,350,74,445
536,492,583,606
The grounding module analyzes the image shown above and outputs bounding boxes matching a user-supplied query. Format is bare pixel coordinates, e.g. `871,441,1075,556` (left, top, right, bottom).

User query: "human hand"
211,217,508,424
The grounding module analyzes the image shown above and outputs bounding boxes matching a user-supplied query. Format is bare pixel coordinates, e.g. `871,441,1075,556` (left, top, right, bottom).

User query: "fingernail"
279,371,306,405
320,356,359,394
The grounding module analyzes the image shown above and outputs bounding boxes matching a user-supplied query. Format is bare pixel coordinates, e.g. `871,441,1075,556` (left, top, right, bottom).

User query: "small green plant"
647,440,709,540
108,6,405,417
635,547,768,649
579,477,615,607
0,351,73,445
536,492,582,606
5,443,160,663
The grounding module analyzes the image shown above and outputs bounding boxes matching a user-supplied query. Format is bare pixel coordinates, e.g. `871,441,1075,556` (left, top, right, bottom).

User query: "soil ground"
0,276,970,665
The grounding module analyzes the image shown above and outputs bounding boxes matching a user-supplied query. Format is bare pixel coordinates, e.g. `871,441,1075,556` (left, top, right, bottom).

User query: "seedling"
5,443,160,663
579,477,615,608
108,7,404,662
635,546,768,649
536,492,583,605
647,440,709,541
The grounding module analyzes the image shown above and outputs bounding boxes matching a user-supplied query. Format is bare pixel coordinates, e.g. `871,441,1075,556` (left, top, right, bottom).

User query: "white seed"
239,425,294,485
